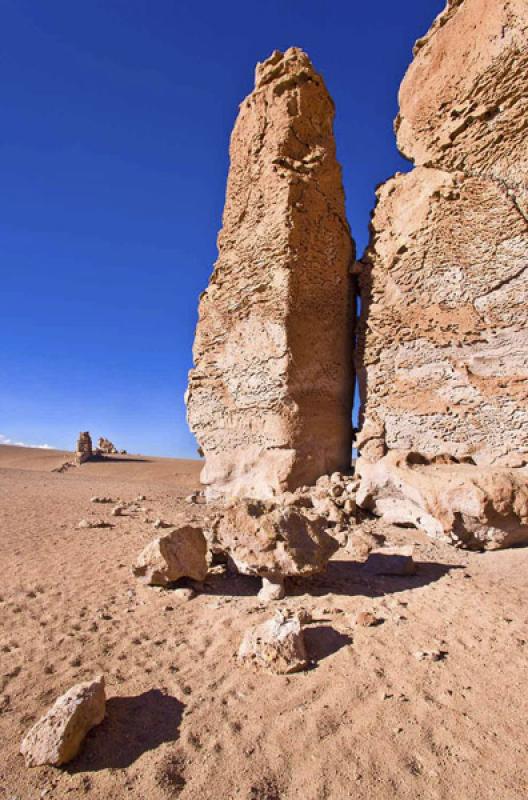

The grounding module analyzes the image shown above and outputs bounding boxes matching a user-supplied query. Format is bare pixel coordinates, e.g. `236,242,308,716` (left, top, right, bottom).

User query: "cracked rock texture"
357,0,528,465
187,48,354,499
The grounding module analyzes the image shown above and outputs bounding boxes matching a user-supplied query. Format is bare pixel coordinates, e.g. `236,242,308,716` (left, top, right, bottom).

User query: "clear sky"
1,0,445,456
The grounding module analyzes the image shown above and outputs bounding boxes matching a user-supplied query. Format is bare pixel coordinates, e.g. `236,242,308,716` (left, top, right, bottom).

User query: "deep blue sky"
1,0,444,456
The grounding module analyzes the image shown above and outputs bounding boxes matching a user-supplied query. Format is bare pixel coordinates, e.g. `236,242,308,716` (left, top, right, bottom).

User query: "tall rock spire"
187,48,354,499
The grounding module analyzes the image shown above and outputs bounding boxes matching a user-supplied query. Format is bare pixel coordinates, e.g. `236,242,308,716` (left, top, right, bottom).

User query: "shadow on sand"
69,690,184,772
304,626,353,664
187,556,463,600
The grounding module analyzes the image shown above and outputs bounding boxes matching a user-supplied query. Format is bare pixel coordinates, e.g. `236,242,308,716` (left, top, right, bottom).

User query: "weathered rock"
133,524,208,586
357,451,528,550
356,0,528,466
77,519,113,530
186,47,354,500
20,676,105,767
210,500,338,585
97,437,118,455
90,496,116,504
352,611,380,628
258,576,285,603
238,611,308,673
75,432,92,464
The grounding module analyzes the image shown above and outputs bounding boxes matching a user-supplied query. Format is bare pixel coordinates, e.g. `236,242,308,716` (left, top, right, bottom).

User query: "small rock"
90,496,115,504
414,649,445,662
353,611,380,628
111,506,125,517
171,587,196,602
77,519,112,530
136,495,146,502
297,608,312,625
20,676,105,767
153,518,171,529
258,576,285,603
238,611,308,674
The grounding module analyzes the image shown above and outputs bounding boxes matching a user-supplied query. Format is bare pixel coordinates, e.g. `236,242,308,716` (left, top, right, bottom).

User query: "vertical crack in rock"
187,48,354,499
357,0,528,466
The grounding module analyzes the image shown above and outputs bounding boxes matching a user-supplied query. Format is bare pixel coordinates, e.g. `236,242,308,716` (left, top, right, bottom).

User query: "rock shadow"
68,689,184,772
290,558,463,599
304,625,352,666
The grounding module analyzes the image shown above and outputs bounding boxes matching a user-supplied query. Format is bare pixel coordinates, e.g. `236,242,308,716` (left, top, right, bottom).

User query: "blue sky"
1,0,445,456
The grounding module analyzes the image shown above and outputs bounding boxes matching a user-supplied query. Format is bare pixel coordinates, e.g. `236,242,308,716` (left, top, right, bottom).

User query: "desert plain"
1,444,527,800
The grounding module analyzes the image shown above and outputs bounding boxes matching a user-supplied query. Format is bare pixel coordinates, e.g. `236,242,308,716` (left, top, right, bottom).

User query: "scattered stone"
90,496,115,504
238,611,308,674
111,505,125,517
77,519,113,530
364,545,416,576
75,432,92,464
135,495,146,502
171,587,196,603
20,676,105,767
258,577,285,603
186,47,354,500
353,611,381,628
153,518,172,529
414,650,445,662
133,523,208,586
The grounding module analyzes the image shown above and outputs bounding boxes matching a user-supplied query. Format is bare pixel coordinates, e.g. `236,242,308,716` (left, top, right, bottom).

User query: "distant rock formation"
75,431,93,464
356,0,528,466
187,47,354,500
97,436,118,455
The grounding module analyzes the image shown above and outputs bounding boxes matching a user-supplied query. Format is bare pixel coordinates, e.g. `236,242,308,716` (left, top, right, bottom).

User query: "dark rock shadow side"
68,690,184,772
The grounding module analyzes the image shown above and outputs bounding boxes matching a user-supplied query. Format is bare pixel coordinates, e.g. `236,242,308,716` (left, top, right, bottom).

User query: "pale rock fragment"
20,676,105,767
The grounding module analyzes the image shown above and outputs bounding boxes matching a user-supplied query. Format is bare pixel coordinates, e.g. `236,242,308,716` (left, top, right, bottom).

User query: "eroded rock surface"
187,47,354,500
238,611,308,673
356,0,528,466
133,523,208,586
20,676,106,767
209,499,338,585
75,432,92,464
357,451,528,550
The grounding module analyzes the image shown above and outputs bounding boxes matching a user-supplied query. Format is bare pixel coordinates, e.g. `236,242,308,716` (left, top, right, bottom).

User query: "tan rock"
97,436,118,455
20,676,105,767
356,0,528,466
133,524,208,586
210,499,338,583
75,432,92,464
356,451,528,550
238,611,308,674
187,47,354,500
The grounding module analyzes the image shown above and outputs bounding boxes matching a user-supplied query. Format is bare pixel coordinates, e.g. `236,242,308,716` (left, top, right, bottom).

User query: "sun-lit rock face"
356,0,528,466
187,47,354,499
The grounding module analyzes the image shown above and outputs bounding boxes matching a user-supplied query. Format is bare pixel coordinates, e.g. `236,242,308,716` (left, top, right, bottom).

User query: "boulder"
238,611,308,674
356,451,528,550
20,676,105,767
210,500,338,585
133,523,208,586
75,432,92,464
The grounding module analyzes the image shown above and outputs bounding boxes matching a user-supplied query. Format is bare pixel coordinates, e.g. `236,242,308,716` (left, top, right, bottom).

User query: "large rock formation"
187,47,354,500
356,0,528,466
357,451,528,550
75,431,93,464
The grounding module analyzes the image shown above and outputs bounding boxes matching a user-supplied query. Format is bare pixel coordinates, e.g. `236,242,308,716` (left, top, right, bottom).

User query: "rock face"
238,611,308,674
75,432,92,464
187,47,354,500
210,499,338,582
356,0,528,466
133,523,208,586
20,676,106,767
356,451,528,550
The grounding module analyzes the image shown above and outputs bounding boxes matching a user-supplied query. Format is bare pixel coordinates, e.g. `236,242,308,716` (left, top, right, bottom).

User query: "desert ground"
1,445,527,800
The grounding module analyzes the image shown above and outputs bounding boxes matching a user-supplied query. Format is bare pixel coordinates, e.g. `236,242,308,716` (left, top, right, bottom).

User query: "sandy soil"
0,445,527,800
